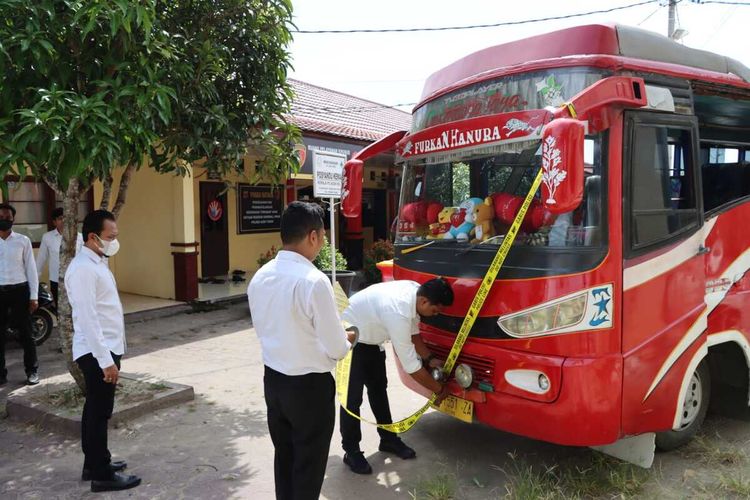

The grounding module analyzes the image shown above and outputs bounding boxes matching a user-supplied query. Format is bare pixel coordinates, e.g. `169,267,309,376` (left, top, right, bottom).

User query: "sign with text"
237,184,283,234
313,150,346,198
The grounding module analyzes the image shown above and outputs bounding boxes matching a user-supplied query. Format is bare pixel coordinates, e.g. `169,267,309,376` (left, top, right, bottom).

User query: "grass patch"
498,452,650,499
30,378,172,415
715,473,750,497
680,434,746,466
409,472,457,500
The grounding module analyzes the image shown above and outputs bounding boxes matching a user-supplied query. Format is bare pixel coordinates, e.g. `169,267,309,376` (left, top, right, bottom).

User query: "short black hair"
417,278,454,307
82,209,116,242
0,203,16,217
52,207,64,219
280,201,325,245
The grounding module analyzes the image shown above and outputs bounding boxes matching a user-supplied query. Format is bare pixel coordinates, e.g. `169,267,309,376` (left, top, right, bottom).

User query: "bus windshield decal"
397,110,551,160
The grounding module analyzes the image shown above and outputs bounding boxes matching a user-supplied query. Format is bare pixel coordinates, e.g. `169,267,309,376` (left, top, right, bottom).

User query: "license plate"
436,395,473,423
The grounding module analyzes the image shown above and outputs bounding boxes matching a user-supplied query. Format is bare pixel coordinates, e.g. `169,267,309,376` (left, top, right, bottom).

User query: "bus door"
620,111,706,435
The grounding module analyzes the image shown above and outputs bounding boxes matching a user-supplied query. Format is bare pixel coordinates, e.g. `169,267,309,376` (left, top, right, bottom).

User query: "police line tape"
334,167,545,433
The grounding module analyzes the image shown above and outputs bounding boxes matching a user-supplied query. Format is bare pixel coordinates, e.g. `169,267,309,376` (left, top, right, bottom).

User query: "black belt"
0,282,28,292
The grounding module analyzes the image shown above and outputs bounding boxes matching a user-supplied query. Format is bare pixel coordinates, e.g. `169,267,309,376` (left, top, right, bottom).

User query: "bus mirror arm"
553,76,648,132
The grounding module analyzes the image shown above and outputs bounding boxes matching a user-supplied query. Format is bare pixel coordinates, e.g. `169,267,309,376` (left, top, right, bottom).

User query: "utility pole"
668,0,677,38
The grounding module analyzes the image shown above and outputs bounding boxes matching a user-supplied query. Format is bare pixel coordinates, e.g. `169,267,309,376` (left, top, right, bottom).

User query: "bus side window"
700,146,750,213
629,123,699,252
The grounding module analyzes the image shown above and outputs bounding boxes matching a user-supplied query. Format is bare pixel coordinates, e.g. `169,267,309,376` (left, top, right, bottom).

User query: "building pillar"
171,171,199,301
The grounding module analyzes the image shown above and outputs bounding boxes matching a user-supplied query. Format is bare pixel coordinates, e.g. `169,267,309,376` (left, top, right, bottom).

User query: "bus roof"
419,24,750,105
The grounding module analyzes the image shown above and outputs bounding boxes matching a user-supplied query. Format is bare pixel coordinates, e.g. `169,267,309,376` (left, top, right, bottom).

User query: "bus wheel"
655,361,710,451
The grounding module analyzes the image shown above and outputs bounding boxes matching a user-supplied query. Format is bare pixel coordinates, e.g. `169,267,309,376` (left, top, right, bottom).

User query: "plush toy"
490,193,553,232
444,198,484,241
469,197,496,242
428,206,456,239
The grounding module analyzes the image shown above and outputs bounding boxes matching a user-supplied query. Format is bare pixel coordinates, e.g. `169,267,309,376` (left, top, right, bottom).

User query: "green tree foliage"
0,0,298,389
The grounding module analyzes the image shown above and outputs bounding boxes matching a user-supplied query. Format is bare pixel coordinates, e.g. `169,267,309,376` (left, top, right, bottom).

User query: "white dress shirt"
65,247,125,369
342,280,423,374
37,229,84,281
247,250,350,376
0,231,39,300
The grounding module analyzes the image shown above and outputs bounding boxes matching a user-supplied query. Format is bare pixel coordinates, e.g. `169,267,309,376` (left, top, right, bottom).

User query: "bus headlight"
498,292,587,337
455,363,473,389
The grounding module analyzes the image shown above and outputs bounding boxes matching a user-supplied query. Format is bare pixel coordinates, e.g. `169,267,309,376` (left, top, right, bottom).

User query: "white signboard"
312,150,346,198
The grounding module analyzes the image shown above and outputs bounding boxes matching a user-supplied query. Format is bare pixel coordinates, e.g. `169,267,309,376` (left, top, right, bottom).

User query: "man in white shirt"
65,209,140,493
248,201,354,500
37,207,83,306
340,278,454,475
0,203,39,386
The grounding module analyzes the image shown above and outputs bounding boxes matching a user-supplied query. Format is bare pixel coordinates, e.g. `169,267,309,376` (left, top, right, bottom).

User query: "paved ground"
3,303,750,499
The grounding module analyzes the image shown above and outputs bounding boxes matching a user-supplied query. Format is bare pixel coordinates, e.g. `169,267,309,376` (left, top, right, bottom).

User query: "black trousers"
340,343,398,454
0,283,38,378
264,366,335,500
50,281,58,309
76,352,121,480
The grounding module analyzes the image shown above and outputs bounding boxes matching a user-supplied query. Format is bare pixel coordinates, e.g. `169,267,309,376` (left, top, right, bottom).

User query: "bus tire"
655,360,710,452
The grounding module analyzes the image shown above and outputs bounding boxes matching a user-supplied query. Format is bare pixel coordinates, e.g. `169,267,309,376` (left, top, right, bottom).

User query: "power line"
293,0,659,34
692,1,750,5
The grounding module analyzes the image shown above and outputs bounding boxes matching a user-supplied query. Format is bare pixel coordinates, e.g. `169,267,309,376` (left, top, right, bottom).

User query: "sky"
289,0,748,111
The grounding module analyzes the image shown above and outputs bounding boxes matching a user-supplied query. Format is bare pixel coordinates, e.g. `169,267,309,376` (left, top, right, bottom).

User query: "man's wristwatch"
423,353,436,366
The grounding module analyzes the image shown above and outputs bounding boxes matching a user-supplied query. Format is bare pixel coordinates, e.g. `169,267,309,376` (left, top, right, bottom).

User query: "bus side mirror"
342,159,363,218
540,118,585,214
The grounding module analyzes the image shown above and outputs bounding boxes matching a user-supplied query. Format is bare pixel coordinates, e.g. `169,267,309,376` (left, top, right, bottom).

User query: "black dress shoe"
343,452,372,475
91,472,141,492
82,460,127,481
379,438,417,459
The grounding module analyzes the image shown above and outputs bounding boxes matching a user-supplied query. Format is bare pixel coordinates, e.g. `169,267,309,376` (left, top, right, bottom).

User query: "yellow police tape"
334,166,545,433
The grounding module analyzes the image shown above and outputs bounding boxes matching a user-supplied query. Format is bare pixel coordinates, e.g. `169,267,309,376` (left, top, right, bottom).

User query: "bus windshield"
396,136,605,248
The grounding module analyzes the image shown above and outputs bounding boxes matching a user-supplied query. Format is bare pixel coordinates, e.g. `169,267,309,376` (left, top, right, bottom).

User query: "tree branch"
112,164,136,218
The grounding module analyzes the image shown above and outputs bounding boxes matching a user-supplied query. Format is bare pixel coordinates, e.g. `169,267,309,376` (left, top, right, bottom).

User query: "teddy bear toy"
469,197,496,242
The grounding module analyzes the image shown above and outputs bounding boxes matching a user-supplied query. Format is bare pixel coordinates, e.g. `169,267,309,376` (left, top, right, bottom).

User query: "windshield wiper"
454,234,507,256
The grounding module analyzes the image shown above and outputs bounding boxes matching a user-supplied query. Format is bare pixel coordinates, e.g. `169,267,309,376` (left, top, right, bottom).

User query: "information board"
237,184,283,234
312,150,346,198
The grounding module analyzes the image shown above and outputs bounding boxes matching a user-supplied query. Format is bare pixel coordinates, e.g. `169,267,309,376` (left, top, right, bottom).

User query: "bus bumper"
397,339,622,447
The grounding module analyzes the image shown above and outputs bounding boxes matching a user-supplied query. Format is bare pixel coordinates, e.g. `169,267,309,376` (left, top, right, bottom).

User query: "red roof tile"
288,79,411,142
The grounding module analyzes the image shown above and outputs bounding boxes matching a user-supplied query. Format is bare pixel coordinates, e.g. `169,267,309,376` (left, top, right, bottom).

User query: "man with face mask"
36,207,84,307
339,278,454,475
65,209,140,492
0,203,40,386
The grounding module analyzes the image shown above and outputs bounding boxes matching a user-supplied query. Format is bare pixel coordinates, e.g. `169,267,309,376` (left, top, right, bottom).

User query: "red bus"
342,24,750,466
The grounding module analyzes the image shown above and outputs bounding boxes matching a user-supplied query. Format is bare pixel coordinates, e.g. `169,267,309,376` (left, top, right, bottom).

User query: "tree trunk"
112,164,136,218
100,174,113,210
57,179,86,391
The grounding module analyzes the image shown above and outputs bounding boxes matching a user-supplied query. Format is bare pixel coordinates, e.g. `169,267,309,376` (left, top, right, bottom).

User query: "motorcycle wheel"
30,309,54,346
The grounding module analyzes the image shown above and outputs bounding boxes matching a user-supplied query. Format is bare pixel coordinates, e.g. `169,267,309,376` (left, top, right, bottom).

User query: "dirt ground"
2,302,750,499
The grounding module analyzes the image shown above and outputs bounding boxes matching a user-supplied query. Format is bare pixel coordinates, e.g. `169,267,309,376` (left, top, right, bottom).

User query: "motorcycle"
5,283,57,346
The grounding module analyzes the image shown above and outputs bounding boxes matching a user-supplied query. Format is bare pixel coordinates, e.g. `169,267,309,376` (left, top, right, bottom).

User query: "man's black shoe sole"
91,477,141,492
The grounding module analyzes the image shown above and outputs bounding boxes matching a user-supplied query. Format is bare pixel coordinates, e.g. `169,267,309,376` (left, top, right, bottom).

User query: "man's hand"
434,384,451,406
428,357,444,369
29,300,38,314
345,326,359,347
102,365,119,385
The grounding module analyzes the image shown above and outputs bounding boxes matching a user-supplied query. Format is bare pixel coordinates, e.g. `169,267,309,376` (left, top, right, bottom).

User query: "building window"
6,180,50,244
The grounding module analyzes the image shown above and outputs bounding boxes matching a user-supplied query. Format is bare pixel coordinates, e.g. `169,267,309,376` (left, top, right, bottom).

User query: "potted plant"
363,239,394,285
314,235,357,295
